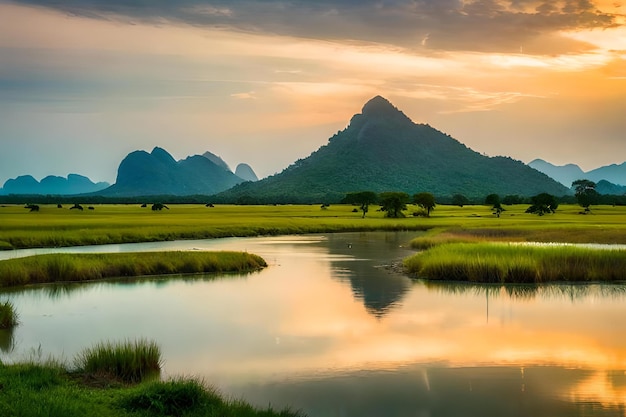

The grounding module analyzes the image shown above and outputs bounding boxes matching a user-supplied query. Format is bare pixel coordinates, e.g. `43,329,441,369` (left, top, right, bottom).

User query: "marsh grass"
73,339,162,384
0,251,267,288
0,300,18,328
0,360,305,417
404,242,626,283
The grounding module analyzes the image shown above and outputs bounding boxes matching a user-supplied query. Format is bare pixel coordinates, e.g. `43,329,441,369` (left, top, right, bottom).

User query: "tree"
485,194,503,217
378,192,409,218
342,191,378,218
525,193,559,215
413,192,436,217
572,179,598,212
451,194,469,207
502,195,523,205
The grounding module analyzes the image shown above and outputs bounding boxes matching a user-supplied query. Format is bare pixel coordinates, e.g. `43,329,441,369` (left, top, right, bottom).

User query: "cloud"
8,0,622,55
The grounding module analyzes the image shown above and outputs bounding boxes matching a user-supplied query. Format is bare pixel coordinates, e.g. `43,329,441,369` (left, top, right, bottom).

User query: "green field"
2,203,626,250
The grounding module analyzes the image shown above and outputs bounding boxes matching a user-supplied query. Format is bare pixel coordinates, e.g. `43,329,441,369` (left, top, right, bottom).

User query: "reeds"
73,338,162,383
404,242,626,283
0,251,267,288
0,300,18,329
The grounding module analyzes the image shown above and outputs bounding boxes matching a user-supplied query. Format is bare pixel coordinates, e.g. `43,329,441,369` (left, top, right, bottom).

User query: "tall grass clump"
0,300,18,329
404,242,626,283
73,338,162,383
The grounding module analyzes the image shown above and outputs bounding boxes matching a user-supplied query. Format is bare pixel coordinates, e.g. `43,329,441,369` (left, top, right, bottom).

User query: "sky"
0,0,625,185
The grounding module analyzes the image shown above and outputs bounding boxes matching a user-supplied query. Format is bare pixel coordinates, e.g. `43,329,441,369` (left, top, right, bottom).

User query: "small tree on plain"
413,192,436,217
451,194,469,207
485,194,503,217
572,179,598,212
342,191,378,218
525,193,559,215
378,192,409,218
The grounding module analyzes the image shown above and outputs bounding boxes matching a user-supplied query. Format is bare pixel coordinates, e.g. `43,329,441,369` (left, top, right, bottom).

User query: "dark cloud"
6,0,621,54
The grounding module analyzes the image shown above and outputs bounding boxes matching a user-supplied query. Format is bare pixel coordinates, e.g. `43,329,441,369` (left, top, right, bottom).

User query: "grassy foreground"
3,203,626,250
0,338,304,417
404,242,626,283
0,251,267,288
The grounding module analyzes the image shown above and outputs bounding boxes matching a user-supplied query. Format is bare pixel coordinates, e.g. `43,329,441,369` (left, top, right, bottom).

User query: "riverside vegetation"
0,338,304,417
0,251,267,288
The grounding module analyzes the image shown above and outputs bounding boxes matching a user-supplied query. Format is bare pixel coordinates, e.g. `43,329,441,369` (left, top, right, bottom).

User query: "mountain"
529,159,626,188
596,180,626,195
235,163,258,182
586,163,626,186
202,151,231,172
1,174,109,195
527,159,585,187
99,147,244,196
214,96,569,204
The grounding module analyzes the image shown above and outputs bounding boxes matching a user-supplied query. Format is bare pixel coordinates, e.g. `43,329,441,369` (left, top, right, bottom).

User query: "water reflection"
0,328,15,353
323,232,414,318
423,281,626,302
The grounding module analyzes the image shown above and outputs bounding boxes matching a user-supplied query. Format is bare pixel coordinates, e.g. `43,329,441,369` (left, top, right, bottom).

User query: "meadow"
2,203,626,250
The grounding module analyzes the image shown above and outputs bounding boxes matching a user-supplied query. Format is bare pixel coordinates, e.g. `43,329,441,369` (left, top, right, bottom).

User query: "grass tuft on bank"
0,339,306,417
73,339,162,384
404,242,626,283
0,251,267,288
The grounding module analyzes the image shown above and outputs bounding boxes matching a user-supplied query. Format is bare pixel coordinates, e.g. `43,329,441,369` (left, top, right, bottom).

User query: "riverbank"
0,251,267,288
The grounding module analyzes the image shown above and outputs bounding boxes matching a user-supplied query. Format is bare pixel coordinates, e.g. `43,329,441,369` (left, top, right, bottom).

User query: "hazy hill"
596,180,626,195
0,174,109,195
99,147,244,196
214,96,568,203
529,159,626,187
202,151,231,172
586,163,626,186
235,163,258,182
527,159,585,187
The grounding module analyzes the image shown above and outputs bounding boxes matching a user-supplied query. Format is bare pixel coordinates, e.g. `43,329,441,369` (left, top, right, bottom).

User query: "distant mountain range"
97,147,258,197
528,159,626,188
0,174,109,196
3,96,623,200
214,96,568,203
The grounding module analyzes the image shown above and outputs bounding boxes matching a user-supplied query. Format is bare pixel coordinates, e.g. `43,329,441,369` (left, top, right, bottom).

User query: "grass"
0,340,305,417
0,300,18,329
0,251,267,288
404,242,626,283
2,203,626,251
73,339,162,384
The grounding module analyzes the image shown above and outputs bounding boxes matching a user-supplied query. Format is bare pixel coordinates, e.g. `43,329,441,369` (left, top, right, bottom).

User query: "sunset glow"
0,0,624,183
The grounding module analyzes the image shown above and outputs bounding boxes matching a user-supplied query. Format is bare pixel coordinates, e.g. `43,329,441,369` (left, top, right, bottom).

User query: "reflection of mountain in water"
322,232,416,318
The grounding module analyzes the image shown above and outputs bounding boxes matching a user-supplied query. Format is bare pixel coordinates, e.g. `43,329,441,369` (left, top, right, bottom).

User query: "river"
1,231,626,416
